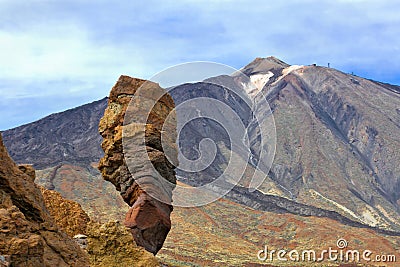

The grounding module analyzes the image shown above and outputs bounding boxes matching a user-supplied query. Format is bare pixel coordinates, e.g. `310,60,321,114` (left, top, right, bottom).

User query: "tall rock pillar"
98,75,177,255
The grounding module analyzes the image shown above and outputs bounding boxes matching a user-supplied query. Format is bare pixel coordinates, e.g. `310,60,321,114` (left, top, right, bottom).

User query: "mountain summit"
241,56,290,75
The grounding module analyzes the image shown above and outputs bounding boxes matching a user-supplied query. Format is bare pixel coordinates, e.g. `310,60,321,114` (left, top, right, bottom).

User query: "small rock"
17,164,35,181
73,234,88,249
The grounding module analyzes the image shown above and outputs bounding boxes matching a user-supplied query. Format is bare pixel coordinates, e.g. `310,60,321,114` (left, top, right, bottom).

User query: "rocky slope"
2,98,107,170
35,164,127,223
164,57,400,232
160,183,399,266
98,75,178,255
0,133,89,266
245,58,400,230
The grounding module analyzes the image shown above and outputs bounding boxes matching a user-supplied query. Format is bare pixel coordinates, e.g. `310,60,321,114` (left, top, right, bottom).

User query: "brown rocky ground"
86,221,160,267
158,183,399,267
36,164,127,223
35,166,399,266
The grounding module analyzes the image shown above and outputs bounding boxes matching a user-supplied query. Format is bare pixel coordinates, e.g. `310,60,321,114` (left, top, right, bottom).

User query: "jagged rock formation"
39,186,90,237
0,133,89,266
37,173,159,267
1,98,125,224
39,186,159,266
98,75,177,255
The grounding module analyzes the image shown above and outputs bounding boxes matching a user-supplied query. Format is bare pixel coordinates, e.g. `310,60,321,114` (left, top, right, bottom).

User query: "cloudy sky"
0,0,399,130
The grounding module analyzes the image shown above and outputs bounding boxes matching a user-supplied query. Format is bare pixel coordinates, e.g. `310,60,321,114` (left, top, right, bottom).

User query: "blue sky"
1,0,399,130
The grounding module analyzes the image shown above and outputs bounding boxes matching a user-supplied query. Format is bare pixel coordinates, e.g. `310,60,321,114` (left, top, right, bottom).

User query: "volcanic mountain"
3,57,400,266
246,58,400,230
160,56,400,232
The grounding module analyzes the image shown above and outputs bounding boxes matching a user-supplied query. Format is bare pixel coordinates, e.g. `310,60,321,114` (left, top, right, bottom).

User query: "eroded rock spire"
98,75,177,255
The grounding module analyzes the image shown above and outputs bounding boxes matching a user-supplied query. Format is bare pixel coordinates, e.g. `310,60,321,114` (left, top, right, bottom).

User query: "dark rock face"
2,98,107,169
0,133,89,266
98,75,177,255
168,81,253,186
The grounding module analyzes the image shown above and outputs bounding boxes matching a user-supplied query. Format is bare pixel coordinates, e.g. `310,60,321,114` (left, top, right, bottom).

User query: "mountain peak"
242,56,290,76
236,56,292,96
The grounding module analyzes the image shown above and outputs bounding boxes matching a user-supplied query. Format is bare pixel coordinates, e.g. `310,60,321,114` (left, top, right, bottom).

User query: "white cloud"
0,0,399,129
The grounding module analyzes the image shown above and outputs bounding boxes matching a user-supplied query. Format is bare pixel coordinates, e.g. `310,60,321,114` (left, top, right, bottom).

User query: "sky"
0,0,399,130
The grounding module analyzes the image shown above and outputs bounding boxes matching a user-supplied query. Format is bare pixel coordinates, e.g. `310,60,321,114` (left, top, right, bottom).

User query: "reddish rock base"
125,193,172,255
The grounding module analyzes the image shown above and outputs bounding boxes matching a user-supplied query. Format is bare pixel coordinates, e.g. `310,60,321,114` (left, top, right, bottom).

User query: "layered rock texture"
0,133,89,266
98,75,177,255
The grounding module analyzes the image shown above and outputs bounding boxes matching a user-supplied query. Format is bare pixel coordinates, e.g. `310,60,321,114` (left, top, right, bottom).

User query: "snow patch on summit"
251,72,274,91
241,71,274,97
282,65,303,76
271,65,304,86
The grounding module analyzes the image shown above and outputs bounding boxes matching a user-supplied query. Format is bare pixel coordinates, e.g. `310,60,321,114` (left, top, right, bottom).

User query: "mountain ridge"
3,97,107,169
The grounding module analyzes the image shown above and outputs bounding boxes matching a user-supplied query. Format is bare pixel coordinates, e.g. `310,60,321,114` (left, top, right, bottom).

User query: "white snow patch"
241,71,274,97
250,71,274,92
361,208,379,227
272,65,304,86
241,81,258,97
282,65,304,76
